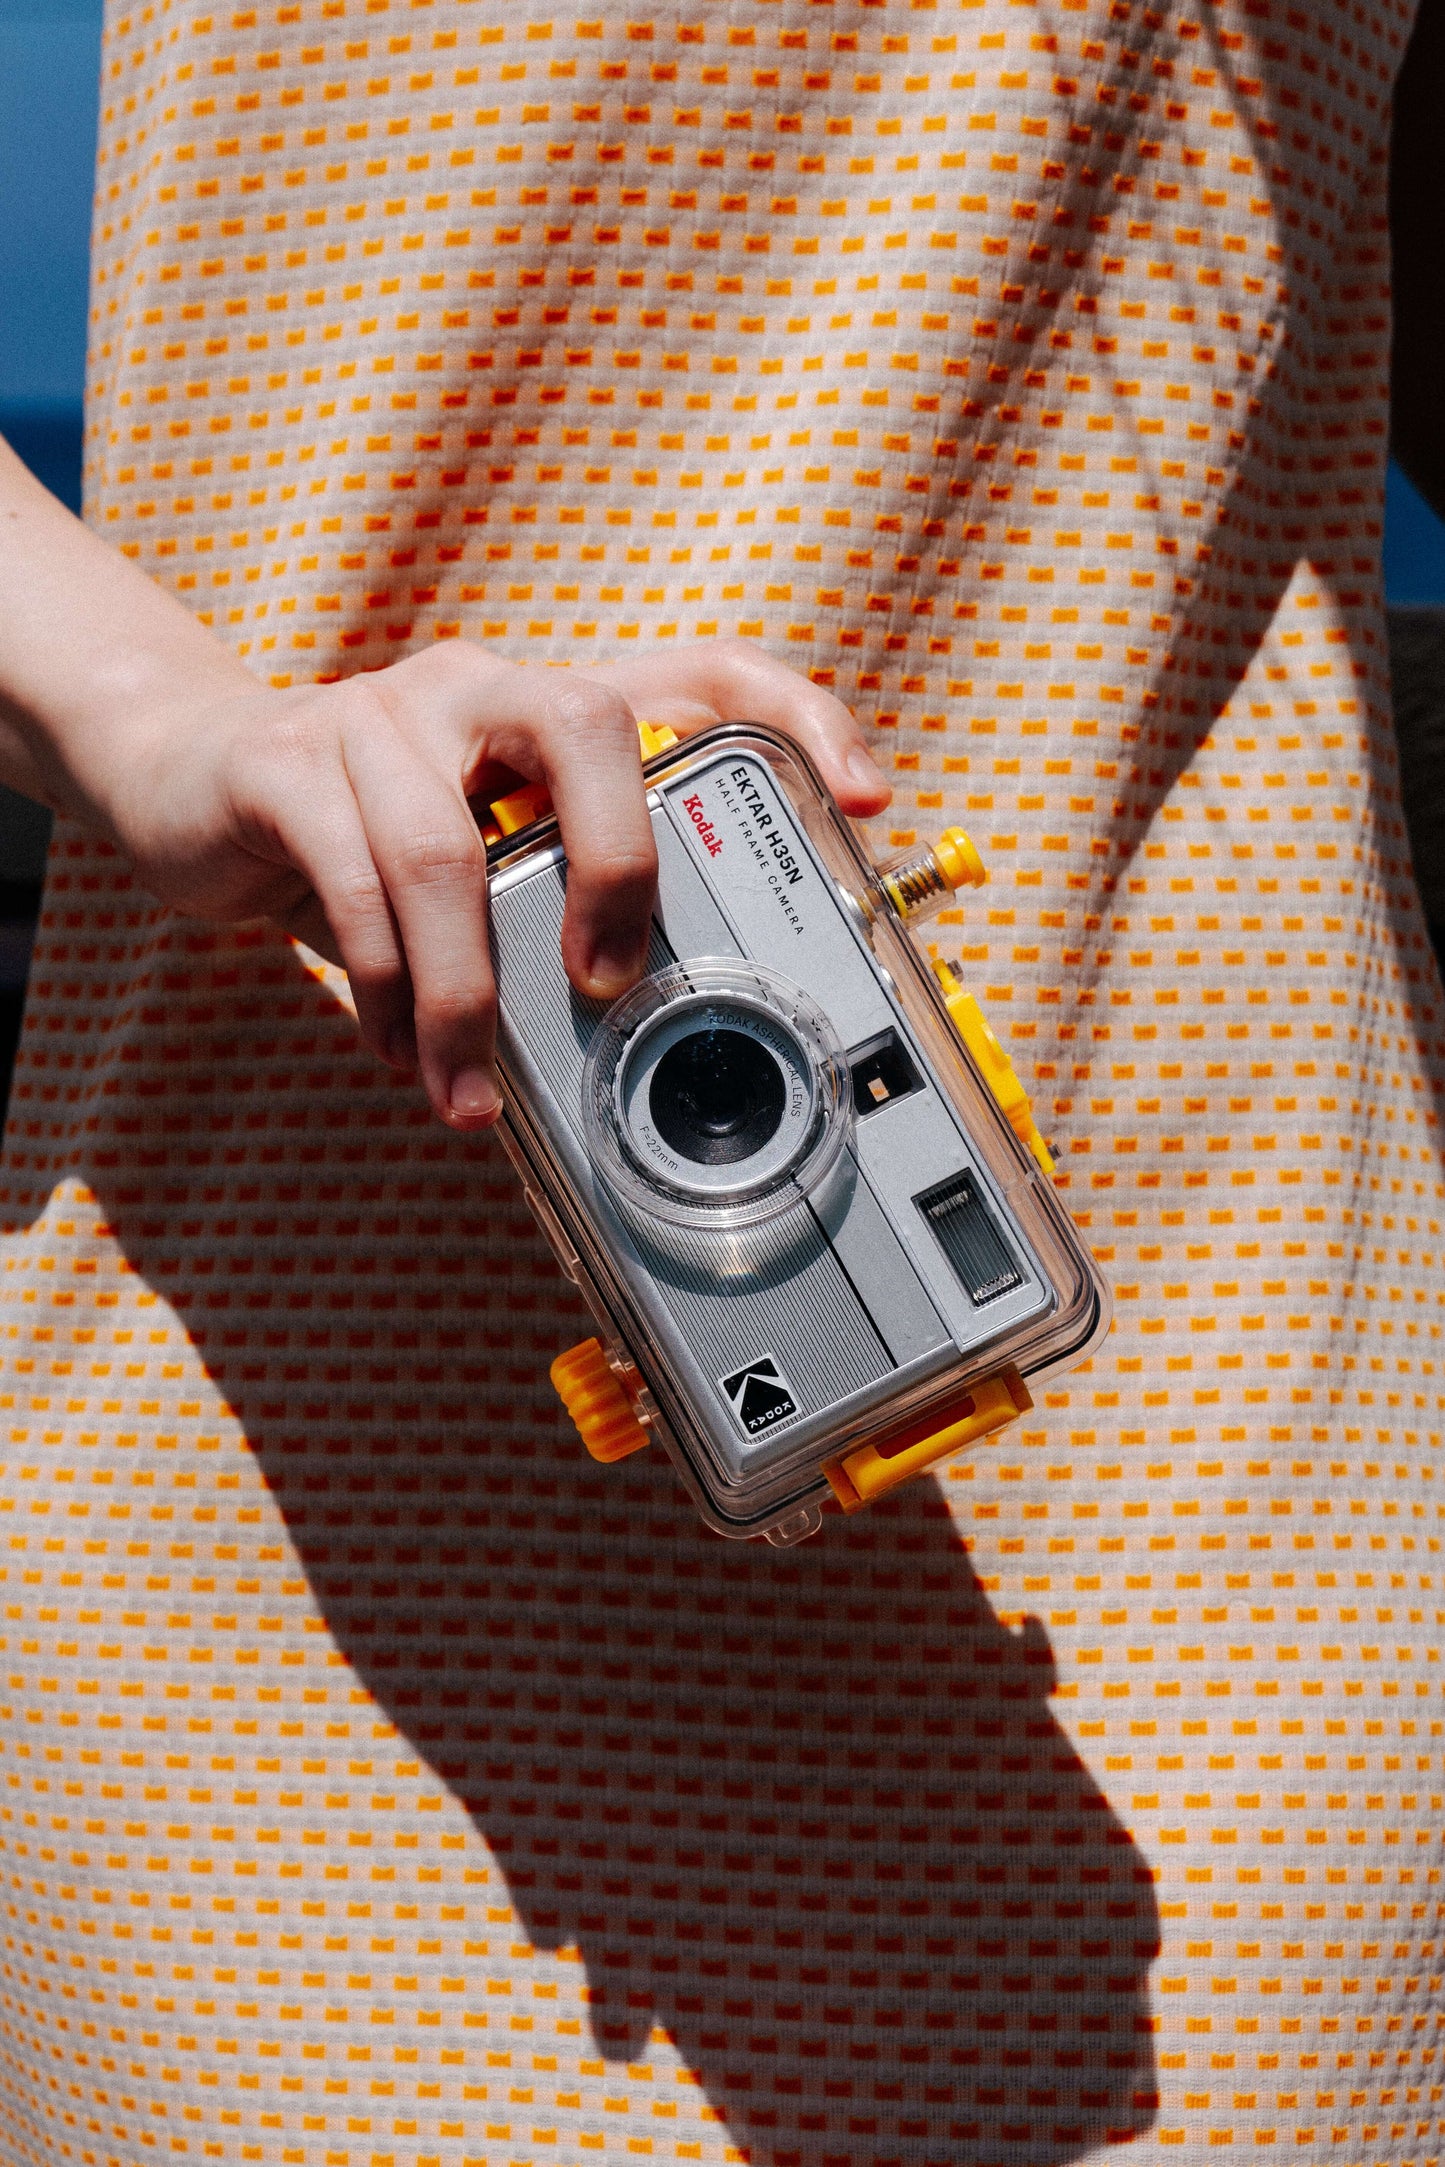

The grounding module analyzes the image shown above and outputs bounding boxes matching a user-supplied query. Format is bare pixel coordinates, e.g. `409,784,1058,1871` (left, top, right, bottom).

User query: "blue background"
2,0,1445,592
0,0,102,509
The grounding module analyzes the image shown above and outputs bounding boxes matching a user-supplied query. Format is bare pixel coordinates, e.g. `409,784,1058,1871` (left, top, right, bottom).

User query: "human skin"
0,431,890,1129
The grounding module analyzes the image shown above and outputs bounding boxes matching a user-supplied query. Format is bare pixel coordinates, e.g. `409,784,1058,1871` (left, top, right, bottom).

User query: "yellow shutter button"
550,1338,652,1463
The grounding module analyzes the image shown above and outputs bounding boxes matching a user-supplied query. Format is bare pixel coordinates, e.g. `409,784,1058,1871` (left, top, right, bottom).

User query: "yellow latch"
550,1337,652,1464
823,1365,1032,1511
636,719,682,760
933,958,1054,1174
485,718,681,843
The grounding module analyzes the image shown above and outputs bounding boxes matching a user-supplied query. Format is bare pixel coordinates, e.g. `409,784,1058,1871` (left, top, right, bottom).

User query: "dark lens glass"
649,1028,788,1166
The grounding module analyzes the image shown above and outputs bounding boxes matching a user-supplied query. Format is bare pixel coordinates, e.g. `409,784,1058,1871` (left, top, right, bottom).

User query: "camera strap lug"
822,1365,1032,1511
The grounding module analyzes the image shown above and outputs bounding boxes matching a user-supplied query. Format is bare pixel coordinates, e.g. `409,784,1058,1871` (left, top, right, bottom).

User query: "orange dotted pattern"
0,0,1439,2160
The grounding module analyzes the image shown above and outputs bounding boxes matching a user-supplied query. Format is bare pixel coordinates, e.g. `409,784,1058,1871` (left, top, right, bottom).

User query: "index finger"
366,646,660,1008
586,641,893,819
527,677,661,1004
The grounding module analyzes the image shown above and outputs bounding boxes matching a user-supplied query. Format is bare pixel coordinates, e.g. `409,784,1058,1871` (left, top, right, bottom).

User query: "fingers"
587,641,893,818
374,646,660,1006
529,680,660,1002
339,704,501,1124
277,890,348,975
240,656,659,1117
694,645,892,815
231,635,876,1135
243,688,499,1130
264,777,421,1075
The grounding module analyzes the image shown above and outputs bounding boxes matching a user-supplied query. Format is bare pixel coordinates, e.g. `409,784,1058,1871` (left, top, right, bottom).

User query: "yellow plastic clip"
550,1338,651,1464
823,1365,1032,1511
933,959,1055,1174
486,719,681,844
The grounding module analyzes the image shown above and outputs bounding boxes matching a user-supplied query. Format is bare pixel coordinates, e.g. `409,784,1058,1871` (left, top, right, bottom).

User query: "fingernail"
847,743,887,790
588,933,648,995
448,1067,502,1123
387,1022,417,1070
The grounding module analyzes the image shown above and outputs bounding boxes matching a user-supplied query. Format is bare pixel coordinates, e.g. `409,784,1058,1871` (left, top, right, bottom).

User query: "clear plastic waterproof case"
486,723,1111,1545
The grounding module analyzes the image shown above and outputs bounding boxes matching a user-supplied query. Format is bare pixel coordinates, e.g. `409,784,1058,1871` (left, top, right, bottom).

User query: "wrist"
70,652,260,845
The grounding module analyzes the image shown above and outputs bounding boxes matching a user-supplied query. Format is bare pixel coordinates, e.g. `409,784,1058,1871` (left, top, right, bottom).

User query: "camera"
484,723,1110,1546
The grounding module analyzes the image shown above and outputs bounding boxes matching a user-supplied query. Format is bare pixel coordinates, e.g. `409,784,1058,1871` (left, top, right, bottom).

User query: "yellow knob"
550,1338,651,1464
932,827,986,892
879,827,986,923
489,779,554,837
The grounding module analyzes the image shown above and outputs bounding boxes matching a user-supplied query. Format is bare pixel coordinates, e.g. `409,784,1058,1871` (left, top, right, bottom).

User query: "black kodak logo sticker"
720,1355,800,1437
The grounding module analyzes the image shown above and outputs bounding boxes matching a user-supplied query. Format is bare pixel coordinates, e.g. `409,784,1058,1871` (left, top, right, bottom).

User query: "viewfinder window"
849,1028,922,1116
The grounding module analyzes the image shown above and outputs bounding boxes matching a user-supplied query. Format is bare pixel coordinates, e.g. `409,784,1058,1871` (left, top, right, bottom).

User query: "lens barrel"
581,961,853,1230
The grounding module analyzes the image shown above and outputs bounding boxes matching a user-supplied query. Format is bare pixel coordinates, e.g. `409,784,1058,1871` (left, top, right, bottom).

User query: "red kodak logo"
681,793,723,858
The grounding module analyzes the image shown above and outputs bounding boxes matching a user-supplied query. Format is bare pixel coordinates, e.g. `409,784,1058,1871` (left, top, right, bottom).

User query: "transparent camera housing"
487,723,1112,1545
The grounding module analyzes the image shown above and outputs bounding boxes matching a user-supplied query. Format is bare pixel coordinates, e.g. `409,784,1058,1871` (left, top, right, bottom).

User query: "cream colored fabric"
0,0,1437,2159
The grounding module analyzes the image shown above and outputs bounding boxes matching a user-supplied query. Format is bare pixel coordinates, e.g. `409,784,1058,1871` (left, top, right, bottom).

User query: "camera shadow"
268,1407,1160,2167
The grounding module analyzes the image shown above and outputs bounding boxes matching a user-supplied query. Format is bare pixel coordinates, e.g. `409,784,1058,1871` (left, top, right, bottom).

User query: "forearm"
0,433,256,833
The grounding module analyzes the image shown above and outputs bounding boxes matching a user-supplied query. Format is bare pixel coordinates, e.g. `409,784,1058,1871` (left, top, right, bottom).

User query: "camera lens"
582,960,853,1230
649,1027,787,1166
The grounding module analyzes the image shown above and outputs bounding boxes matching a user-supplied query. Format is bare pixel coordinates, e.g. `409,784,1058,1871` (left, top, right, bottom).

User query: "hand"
0,451,889,1128
106,640,891,1132
581,639,894,820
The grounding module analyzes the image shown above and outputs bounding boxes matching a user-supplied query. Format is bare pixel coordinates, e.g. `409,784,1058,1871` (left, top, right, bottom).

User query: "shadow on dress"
0,890,1163,2166
253,1369,1162,2167
285,1430,1178,2158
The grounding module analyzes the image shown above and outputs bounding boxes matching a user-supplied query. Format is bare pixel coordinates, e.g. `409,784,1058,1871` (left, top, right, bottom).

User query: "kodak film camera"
482,722,1111,1546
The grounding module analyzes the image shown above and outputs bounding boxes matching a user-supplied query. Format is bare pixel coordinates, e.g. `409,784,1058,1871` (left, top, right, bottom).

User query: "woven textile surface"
0,0,1440,2158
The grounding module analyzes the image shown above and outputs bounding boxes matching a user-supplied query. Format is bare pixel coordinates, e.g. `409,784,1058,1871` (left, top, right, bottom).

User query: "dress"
0,0,1437,2158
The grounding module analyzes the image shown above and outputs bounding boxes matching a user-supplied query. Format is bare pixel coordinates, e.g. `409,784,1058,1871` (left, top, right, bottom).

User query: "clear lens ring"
581,958,853,1231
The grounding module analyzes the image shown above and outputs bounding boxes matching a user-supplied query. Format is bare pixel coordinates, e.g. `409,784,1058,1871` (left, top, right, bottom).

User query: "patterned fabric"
0,0,1438,2159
